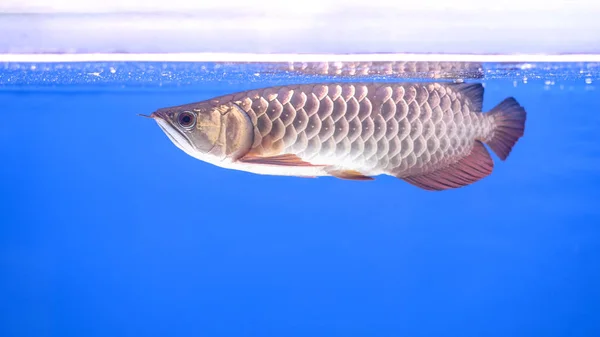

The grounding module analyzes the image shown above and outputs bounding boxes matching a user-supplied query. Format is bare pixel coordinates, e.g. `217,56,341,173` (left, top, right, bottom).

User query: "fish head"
147,101,253,165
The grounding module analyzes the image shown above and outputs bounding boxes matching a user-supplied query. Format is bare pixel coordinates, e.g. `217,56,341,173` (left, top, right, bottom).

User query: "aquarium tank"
1,1,599,336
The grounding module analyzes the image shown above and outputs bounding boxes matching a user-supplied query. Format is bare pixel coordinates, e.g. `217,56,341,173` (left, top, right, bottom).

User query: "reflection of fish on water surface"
274,61,485,79
144,81,526,191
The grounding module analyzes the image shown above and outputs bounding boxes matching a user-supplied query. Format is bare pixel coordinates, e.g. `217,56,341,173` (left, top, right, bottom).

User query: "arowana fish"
143,81,526,191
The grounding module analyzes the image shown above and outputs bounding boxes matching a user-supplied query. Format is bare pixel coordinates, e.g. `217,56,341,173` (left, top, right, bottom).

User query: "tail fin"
486,97,527,161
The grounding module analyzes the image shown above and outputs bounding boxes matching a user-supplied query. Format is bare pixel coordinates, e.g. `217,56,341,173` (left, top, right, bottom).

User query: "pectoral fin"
238,153,324,167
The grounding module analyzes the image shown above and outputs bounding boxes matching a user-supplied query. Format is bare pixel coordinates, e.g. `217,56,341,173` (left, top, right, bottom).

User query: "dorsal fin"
449,82,484,112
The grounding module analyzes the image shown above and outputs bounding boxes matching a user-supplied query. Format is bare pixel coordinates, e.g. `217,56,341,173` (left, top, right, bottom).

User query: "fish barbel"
146,82,526,191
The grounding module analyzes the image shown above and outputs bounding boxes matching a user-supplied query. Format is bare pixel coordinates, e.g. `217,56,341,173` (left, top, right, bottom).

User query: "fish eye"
177,111,196,129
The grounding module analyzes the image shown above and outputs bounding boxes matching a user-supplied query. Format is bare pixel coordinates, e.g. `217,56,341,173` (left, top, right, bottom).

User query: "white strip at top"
1,0,600,55
2,53,600,63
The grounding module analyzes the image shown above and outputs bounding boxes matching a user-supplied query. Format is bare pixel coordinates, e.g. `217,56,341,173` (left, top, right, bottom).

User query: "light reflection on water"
1,61,599,89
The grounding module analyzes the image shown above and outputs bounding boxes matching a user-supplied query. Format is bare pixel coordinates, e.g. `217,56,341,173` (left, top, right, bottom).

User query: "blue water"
1,61,599,337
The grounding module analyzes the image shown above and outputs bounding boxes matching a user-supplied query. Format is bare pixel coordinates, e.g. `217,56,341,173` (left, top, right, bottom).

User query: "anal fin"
327,168,374,181
401,141,493,191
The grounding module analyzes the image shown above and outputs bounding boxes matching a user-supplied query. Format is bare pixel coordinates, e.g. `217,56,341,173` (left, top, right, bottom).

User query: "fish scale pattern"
223,82,492,176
